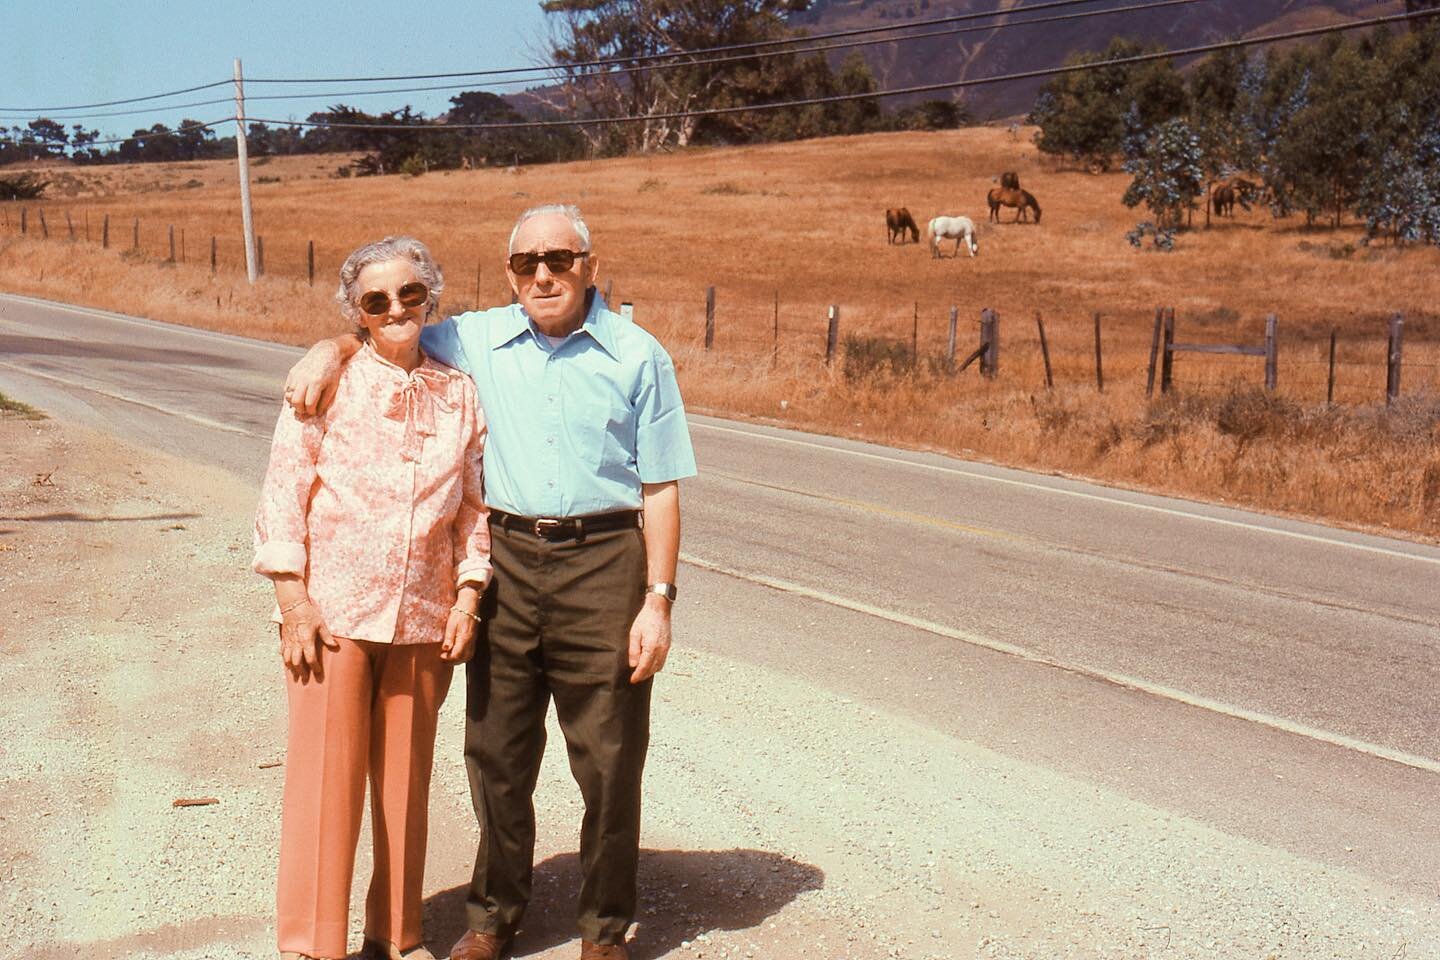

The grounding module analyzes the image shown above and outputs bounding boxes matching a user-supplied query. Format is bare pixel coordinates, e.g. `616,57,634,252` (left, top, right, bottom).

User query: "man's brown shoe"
579,941,629,960
449,929,508,960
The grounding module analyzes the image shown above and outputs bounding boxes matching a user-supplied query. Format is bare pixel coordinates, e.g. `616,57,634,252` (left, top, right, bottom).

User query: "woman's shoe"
359,937,438,960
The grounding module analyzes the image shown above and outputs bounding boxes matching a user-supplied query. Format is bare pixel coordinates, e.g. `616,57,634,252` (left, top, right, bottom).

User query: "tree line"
1030,25,1440,247
1,1,963,178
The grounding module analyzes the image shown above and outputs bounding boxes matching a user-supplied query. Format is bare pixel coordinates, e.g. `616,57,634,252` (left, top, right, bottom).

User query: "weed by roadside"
0,392,45,419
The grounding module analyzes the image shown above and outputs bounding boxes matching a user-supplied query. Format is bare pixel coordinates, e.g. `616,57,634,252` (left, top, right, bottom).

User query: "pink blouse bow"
384,367,455,462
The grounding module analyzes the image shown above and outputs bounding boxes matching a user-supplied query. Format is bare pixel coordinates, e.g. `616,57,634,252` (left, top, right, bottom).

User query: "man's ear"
505,266,520,300
584,253,600,287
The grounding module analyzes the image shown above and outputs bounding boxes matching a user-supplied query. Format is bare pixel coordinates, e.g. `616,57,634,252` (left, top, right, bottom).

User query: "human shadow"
422,848,824,959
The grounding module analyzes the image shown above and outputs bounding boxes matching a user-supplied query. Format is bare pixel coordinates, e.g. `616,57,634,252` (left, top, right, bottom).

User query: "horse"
987,186,1041,224
886,207,920,244
928,216,979,258
1212,177,1259,217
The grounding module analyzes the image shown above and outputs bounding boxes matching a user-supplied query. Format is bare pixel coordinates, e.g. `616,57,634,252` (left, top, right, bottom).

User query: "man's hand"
627,595,672,684
279,600,339,683
285,341,343,417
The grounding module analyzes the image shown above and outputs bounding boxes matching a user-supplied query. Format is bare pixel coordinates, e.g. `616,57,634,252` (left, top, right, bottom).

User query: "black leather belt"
488,508,641,542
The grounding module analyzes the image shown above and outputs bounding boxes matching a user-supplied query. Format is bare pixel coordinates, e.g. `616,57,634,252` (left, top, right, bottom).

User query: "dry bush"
1,126,1437,537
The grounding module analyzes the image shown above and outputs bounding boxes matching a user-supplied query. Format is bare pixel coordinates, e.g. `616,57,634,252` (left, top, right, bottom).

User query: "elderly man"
284,204,696,960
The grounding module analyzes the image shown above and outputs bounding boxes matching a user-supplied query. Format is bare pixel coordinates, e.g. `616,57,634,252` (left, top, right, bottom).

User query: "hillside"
791,0,1410,119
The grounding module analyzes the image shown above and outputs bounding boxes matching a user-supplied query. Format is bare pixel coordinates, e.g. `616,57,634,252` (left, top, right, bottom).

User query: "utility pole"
234,58,258,284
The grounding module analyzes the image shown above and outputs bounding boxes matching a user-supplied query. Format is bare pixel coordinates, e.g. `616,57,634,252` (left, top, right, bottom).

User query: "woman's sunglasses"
508,250,587,276
358,281,429,316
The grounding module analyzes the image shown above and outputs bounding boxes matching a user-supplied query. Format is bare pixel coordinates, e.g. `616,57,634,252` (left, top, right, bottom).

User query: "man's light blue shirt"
420,293,697,517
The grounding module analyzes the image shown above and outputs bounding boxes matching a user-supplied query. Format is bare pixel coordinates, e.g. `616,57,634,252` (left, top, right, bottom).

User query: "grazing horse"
886,207,920,244
1212,177,1259,217
928,215,979,258
987,186,1042,223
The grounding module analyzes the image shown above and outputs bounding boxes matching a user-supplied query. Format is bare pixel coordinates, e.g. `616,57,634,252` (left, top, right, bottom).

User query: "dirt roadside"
2,409,1437,960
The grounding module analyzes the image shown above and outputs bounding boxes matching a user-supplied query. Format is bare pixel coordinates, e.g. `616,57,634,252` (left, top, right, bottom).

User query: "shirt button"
547,395,556,403
547,480,556,488
546,437,555,445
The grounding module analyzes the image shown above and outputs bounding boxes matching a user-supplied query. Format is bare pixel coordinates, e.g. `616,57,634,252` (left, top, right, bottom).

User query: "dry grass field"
2,126,1438,537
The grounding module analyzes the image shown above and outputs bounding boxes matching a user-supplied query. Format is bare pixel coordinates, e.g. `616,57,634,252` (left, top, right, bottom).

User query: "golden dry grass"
2,126,1438,537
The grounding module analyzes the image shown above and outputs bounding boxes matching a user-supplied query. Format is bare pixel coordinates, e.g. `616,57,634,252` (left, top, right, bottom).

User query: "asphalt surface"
3,290,1438,903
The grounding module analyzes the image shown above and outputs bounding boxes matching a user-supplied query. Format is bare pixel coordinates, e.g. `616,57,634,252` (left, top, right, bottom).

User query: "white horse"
928,215,979,258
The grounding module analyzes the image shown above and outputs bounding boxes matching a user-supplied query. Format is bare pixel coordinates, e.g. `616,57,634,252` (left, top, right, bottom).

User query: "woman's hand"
442,585,482,663
279,599,337,682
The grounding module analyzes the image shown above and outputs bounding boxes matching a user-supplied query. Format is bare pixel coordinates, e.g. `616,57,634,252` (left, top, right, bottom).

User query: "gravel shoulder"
2,410,1436,960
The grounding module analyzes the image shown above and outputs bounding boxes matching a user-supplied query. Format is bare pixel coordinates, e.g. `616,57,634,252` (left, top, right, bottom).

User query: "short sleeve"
633,343,697,484
420,315,472,376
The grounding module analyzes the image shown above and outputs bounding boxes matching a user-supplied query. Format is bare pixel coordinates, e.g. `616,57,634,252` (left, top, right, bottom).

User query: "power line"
244,0,1131,85
0,80,231,115
245,8,1440,135
0,0,1203,126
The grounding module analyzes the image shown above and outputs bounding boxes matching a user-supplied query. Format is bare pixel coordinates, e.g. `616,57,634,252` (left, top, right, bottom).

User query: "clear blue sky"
1,1,553,140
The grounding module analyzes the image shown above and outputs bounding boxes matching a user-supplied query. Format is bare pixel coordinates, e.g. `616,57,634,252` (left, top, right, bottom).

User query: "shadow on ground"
423,848,824,959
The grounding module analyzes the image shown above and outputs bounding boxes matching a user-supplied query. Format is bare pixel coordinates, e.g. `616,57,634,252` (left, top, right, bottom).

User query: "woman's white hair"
335,235,444,336
508,203,592,254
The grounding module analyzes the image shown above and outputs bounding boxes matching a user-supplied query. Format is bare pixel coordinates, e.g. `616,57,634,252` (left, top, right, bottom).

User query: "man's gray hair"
335,235,444,334
508,203,592,254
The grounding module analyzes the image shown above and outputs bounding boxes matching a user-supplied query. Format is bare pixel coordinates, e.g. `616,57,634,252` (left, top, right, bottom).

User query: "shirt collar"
489,289,620,360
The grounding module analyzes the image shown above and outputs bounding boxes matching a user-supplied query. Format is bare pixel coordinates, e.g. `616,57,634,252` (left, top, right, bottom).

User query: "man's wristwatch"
647,582,678,602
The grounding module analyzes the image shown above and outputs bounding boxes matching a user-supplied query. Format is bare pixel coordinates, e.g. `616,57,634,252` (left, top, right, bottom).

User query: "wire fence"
3,201,1436,407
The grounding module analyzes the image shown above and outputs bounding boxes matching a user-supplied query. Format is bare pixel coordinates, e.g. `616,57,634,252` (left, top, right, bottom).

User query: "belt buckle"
533,517,564,540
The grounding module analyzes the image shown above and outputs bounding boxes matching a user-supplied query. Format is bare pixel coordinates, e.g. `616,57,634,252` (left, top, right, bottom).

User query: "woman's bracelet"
451,606,483,624
279,597,311,616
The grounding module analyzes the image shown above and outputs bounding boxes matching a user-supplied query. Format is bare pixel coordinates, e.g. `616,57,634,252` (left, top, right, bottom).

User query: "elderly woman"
253,236,489,960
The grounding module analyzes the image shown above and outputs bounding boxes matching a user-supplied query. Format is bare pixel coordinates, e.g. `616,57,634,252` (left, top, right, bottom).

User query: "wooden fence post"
911,301,919,361
1263,313,1278,392
1160,306,1176,394
19,208,26,235
65,211,75,241
39,209,48,239
132,218,139,250
772,290,779,367
826,305,840,365
168,224,176,262
473,258,482,308
84,210,89,242
1327,328,1337,404
704,286,716,349
102,214,109,249
605,279,614,306
256,236,265,276
180,228,185,263
308,240,315,286
1035,310,1053,389
1093,311,1104,392
210,236,217,274
1146,306,1163,397
980,308,999,379
1387,313,1404,405
947,305,959,370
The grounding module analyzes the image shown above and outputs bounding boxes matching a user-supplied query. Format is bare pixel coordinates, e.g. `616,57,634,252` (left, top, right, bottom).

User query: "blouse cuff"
253,541,308,577
455,558,492,590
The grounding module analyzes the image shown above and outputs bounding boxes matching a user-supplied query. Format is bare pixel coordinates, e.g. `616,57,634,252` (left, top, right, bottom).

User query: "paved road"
3,290,1438,902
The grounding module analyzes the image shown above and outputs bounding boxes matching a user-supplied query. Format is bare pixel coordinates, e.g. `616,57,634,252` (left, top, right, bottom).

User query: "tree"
1122,113,1205,248
27,118,69,157
540,0,818,154
1030,37,1186,171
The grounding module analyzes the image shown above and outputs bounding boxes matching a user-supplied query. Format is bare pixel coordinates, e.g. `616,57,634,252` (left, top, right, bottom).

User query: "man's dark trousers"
464,521,651,946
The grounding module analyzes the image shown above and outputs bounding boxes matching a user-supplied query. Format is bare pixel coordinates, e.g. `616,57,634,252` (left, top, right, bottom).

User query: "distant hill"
788,0,1410,120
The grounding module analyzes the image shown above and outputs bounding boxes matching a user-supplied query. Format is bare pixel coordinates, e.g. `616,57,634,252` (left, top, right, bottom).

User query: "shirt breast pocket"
579,395,636,475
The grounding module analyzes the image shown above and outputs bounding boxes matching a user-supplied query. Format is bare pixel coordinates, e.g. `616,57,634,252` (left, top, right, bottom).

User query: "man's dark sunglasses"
508,249,587,276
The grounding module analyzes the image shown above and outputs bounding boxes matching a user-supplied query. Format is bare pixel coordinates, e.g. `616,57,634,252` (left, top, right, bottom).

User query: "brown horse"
1212,177,1259,217
987,186,1041,224
886,207,920,244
